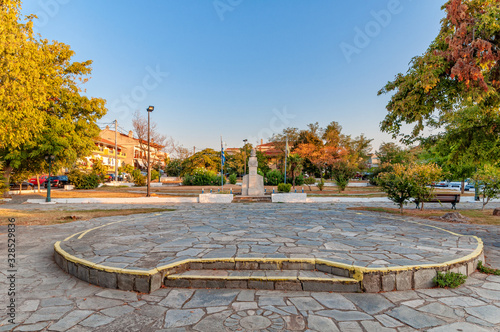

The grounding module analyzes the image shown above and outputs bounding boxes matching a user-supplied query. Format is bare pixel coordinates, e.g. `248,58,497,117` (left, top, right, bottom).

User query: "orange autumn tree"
295,143,347,179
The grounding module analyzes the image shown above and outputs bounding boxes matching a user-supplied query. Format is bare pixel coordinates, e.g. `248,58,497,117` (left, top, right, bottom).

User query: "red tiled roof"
95,138,125,149
263,149,282,156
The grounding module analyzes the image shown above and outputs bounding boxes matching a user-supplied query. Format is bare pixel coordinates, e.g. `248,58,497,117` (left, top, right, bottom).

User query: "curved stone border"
53,213,485,293
54,236,484,294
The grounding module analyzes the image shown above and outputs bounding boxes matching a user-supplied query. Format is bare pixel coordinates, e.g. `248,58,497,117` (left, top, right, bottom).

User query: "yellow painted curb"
54,214,485,285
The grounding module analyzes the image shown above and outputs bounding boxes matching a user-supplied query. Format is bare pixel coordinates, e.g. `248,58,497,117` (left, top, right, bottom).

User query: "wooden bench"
414,194,460,210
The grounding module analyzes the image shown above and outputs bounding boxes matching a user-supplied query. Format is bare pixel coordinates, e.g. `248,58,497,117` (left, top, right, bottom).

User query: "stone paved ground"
1,202,499,331
59,205,480,270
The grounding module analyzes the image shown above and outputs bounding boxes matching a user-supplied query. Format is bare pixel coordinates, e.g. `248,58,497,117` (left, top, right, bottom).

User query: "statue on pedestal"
241,149,265,196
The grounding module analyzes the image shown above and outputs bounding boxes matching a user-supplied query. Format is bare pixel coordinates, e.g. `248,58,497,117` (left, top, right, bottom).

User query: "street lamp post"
45,155,55,202
146,106,154,197
243,139,248,176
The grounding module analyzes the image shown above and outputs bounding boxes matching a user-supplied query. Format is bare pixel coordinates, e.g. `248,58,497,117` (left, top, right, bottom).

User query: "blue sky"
22,0,445,152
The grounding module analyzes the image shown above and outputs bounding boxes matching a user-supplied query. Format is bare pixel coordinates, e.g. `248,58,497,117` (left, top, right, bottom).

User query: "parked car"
10,182,34,190
432,181,449,187
449,181,462,188
106,174,124,182
29,175,48,186
464,182,475,191
44,175,70,188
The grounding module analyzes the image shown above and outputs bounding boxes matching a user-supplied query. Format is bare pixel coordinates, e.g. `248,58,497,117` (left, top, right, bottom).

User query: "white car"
434,181,449,187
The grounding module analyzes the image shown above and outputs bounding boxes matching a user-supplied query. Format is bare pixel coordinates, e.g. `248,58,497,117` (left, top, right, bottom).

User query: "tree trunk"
400,203,404,214
420,202,424,211
461,179,465,194
36,174,41,192
3,165,13,197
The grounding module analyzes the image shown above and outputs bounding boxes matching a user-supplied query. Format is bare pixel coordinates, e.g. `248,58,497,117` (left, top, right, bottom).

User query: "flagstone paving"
58,204,480,271
0,202,499,331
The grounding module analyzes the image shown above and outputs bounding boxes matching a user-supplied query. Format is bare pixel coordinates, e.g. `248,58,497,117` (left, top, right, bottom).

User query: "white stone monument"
241,149,265,196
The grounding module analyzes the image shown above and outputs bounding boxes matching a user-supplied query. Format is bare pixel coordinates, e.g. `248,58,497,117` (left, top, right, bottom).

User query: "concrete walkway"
0,203,499,331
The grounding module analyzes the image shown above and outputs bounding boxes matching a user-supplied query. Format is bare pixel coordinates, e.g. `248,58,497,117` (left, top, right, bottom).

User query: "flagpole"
221,135,224,191
284,137,288,184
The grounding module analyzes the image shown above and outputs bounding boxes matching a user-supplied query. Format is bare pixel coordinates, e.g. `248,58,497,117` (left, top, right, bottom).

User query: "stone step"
232,196,272,203
164,269,361,292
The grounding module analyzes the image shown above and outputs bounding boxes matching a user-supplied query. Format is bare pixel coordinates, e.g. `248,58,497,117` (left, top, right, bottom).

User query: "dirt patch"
0,208,175,226
348,206,500,226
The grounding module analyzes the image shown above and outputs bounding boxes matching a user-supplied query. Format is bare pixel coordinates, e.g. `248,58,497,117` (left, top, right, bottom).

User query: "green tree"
304,177,316,191
346,134,373,170
165,159,183,177
256,150,271,176
0,1,106,189
229,173,237,185
331,161,357,192
119,163,135,176
377,143,415,165
91,160,108,183
379,0,500,164
412,163,443,210
270,127,301,153
287,153,303,187
323,121,345,147
181,149,221,176
473,164,500,210
378,164,417,214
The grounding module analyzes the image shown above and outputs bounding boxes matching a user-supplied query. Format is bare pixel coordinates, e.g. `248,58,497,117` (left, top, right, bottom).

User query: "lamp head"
147,106,154,112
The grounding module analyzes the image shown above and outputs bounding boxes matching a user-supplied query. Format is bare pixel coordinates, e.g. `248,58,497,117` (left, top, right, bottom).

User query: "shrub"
182,174,193,186
278,183,292,193
133,174,146,186
183,168,226,186
304,177,316,191
316,178,325,191
151,169,160,182
265,169,283,186
229,173,237,185
295,174,304,186
131,169,142,181
68,170,99,189
477,261,500,275
433,271,467,288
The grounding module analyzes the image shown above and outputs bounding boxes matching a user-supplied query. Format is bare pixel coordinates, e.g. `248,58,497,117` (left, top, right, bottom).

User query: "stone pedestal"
241,149,264,196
